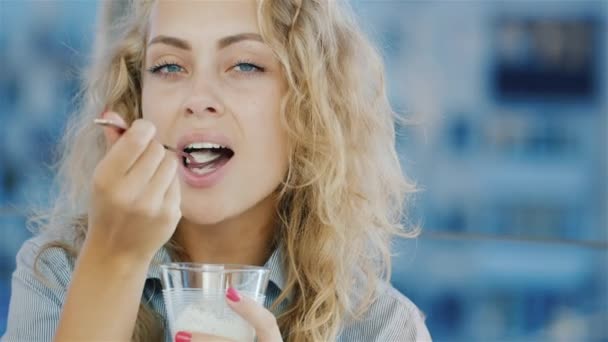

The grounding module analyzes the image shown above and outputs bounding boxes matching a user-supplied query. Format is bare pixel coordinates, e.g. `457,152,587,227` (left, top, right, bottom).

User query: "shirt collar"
146,246,286,291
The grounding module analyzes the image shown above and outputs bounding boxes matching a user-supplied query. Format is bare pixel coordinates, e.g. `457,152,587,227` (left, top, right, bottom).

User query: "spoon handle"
161,144,192,161
93,118,197,163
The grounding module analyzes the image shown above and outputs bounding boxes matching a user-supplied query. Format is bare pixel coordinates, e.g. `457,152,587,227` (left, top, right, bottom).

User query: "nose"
182,76,224,117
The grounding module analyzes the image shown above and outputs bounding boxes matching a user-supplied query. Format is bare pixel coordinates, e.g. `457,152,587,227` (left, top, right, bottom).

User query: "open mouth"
182,142,235,176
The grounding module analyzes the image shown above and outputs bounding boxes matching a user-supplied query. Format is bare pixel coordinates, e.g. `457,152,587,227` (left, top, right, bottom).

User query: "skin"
142,0,288,268
55,1,287,341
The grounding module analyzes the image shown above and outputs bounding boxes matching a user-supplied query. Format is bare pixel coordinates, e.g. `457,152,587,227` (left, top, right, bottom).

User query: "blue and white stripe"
2,234,431,341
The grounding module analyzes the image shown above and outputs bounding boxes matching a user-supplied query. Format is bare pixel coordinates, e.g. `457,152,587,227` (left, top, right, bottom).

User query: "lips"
177,132,234,153
176,131,235,188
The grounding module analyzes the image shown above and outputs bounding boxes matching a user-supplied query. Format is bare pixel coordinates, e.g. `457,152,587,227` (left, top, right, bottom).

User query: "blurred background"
0,0,606,341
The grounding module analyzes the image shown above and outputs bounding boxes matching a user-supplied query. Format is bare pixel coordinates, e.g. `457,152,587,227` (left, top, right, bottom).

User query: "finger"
141,152,178,206
176,331,234,342
100,111,128,149
164,166,181,207
225,288,282,342
121,142,166,191
101,119,157,177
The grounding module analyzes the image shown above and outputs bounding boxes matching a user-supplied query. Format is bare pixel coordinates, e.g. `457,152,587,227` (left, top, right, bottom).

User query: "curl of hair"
33,1,418,341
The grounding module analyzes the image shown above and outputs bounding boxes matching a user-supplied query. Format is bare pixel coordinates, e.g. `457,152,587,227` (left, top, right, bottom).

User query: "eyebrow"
217,33,263,49
147,33,263,51
148,35,191,50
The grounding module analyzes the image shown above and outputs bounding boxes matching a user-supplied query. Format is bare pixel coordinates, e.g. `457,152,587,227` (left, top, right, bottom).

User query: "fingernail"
226,287,241,302
175,331,192,342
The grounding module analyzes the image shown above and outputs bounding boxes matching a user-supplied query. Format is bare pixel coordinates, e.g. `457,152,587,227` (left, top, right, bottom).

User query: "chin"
178,183,234,224
180,204,229,226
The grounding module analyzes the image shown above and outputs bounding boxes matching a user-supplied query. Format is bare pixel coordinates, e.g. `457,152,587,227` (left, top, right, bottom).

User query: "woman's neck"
174,196,278,266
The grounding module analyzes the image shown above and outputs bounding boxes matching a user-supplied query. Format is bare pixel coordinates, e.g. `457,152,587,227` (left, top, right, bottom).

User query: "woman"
3,0,431,341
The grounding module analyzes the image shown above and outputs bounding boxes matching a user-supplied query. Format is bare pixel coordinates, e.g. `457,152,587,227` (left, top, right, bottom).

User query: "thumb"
225,288,282,342
100,111,128,148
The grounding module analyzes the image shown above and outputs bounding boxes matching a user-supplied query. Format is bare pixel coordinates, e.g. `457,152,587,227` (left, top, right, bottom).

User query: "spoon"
93,118,208,168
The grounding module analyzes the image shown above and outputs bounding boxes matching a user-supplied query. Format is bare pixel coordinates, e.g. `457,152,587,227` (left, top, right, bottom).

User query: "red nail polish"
226,287,241,302
175,331,192,342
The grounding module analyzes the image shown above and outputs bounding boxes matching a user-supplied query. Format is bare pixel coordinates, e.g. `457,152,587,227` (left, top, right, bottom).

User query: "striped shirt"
2,234,431,341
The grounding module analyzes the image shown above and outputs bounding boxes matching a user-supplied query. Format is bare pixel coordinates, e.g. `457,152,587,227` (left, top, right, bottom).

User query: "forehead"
148,0,260,41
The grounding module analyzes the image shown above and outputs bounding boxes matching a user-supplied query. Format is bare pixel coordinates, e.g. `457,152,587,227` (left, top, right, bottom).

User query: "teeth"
185,142,226,150
185,150,222,164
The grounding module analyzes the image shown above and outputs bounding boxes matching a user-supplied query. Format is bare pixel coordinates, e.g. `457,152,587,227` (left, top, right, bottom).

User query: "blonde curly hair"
35,0,419,341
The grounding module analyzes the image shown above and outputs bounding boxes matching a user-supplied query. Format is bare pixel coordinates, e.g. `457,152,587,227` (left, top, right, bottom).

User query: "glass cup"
160,263,270,342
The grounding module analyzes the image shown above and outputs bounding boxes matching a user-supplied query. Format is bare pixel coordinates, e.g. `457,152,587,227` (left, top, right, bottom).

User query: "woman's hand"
86,111,181,263
55,112,181,341
174,288,283,342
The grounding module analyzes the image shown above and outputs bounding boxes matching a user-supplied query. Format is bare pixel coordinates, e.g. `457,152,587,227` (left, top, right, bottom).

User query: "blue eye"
148,63,184,76
233,62,263,73
162,64,183,73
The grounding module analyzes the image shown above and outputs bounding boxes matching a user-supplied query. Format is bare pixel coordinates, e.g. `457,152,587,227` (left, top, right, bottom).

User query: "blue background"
1,1,606,341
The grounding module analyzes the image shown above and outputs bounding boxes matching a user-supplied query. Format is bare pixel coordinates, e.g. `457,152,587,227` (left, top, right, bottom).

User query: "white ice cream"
173,303,255,342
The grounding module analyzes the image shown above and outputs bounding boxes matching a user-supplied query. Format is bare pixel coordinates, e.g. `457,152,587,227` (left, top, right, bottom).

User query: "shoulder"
14,233,75,288
339,281,432,342
2,235,75,341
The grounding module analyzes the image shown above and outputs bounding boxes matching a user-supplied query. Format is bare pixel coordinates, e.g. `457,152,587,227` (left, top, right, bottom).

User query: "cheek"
141,82,178,129
141,83,158,120
246,117,288,179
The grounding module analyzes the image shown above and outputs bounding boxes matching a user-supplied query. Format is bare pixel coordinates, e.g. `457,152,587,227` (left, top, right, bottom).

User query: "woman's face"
142,0,288,225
